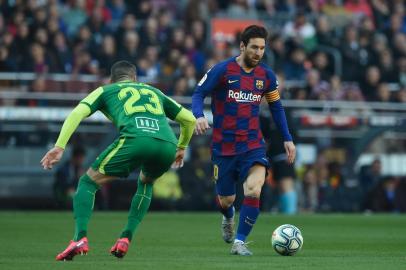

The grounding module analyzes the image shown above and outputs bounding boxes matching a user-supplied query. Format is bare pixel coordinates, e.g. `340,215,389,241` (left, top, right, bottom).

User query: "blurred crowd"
0,0,405,102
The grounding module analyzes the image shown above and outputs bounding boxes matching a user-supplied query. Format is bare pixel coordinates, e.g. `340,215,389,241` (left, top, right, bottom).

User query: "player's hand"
171,148,185,169
195,117,210,135
40,146,64,170
284,141,296,164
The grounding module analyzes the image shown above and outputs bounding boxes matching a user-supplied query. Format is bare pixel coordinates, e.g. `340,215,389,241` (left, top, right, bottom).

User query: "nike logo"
76,241,85,247
228,79,238,83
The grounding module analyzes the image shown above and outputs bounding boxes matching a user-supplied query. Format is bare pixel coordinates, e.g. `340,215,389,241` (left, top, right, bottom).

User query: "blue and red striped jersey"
192,57,291,156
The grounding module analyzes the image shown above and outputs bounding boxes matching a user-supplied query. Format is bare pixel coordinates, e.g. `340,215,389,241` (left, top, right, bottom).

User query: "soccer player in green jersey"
41,60,196,261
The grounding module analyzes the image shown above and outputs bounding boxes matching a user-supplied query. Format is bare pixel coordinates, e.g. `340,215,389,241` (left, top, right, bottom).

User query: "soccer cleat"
221,215,235,243
110,238,130,258
55,237,89,261
230,241,253,256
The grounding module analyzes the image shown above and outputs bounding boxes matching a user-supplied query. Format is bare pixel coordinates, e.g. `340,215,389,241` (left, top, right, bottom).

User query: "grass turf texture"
0,212,405,270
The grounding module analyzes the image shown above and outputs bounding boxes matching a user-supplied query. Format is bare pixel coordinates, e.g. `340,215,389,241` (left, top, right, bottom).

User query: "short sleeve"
163,95,182,120
265,69,279,93
79,87,104,114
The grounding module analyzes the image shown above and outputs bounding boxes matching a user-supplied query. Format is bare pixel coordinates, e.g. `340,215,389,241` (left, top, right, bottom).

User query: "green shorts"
91,136,177,179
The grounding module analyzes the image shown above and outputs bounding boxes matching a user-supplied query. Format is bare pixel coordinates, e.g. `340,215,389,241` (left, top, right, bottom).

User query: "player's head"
110,60,137,82
239,25,268,68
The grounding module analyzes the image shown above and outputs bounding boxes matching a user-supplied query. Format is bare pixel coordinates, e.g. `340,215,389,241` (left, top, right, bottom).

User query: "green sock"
120,175,153,241
73,174,100,241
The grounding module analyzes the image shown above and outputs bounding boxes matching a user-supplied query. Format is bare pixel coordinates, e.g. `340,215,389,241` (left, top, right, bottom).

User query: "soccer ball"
271,224,303,256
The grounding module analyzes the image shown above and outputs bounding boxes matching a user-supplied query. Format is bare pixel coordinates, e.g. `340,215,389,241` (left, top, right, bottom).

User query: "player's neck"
236,55,254,73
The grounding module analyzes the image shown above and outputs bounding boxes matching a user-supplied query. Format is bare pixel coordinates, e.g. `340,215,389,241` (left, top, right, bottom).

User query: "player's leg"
218,195,236,243
273,161,297,214
230,164,266,256
110,171,154,258
213,155,238,243
237,164,265,241
111,138,177,258
56,137,135,261
278,176,297,214
231,148,268,256
56,168,117,261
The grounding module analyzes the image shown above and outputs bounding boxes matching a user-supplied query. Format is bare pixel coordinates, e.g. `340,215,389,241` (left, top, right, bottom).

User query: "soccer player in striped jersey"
41,60,196,260
192,25,296,256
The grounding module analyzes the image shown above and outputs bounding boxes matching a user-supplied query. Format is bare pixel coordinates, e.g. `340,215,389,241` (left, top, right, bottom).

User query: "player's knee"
86,168,116,185
243,184,262,198
140,171,155,184
219,196,235,208
279,177,294,193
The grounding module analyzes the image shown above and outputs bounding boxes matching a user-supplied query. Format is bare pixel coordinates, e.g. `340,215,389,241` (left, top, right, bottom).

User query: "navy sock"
236,197,260,242
216,197,234,219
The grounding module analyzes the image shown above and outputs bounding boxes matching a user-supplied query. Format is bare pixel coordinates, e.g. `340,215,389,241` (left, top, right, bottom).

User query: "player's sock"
216,197,234,219
235,197,260,242
73,174,100,241
279,190,297,214
120,176,153,241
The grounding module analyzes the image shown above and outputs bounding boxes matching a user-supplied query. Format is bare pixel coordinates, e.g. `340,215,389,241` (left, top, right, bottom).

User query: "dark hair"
110,60,136,82
240,25,268,46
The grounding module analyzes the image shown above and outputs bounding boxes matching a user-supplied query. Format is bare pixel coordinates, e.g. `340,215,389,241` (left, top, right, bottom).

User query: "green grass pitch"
1,212,405,270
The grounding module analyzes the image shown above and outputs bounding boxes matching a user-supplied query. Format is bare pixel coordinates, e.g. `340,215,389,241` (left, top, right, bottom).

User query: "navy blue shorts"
212,147,270,196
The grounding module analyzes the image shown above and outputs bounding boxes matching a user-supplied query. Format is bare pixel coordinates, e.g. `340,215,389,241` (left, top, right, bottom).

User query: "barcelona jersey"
192,57,281,156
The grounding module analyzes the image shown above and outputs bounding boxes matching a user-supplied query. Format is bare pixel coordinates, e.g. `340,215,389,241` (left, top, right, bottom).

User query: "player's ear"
240,41,245,52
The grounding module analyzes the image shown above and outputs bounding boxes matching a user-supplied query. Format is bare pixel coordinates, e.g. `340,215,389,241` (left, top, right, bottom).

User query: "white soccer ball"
271,224,303,256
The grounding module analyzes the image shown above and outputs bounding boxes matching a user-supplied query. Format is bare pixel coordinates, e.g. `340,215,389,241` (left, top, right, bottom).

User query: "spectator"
284,47,308,80
282,10,317,51
49,32,72,73
117,31,139,62
315,14,339,47
97,34,117,76
359,65,381,101
340,26,362,81
62,0,88,37
311,51,333,81
269,34,287,73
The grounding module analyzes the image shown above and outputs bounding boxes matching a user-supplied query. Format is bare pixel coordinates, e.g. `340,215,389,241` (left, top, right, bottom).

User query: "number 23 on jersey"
118,87,163,116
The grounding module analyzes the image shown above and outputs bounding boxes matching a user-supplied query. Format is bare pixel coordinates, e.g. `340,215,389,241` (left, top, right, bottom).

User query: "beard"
243,54,260,68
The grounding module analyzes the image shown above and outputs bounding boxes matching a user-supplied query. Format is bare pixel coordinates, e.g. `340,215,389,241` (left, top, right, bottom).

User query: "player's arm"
41,87,103,170
175,108,196,150
265,72,296,164
162,95,196,168
172,107,196,169
40,104,90,169
192,64,225,134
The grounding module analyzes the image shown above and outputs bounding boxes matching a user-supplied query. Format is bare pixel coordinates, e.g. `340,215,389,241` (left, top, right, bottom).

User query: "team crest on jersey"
255,80,264,89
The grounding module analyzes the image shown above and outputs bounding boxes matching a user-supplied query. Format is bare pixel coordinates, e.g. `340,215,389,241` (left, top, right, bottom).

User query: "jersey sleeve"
79,87,104,114
264,69,281,103
55,103,91,149
162,95,183,120
191,63,226,118
263,69,292,141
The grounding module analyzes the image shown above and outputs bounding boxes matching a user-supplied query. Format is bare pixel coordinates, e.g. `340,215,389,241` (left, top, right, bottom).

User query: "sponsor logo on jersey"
228,89,261,103
135,117,159,131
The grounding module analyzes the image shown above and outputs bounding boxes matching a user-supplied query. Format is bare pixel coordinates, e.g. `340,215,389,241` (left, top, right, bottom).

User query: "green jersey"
80,81,182,145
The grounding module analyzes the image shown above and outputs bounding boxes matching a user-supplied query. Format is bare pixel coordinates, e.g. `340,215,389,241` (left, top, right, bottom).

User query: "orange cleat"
55,237,89,261
110,238,130,258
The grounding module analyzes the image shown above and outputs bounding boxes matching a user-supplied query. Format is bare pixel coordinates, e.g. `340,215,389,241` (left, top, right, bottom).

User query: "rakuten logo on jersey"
228,90,261,103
